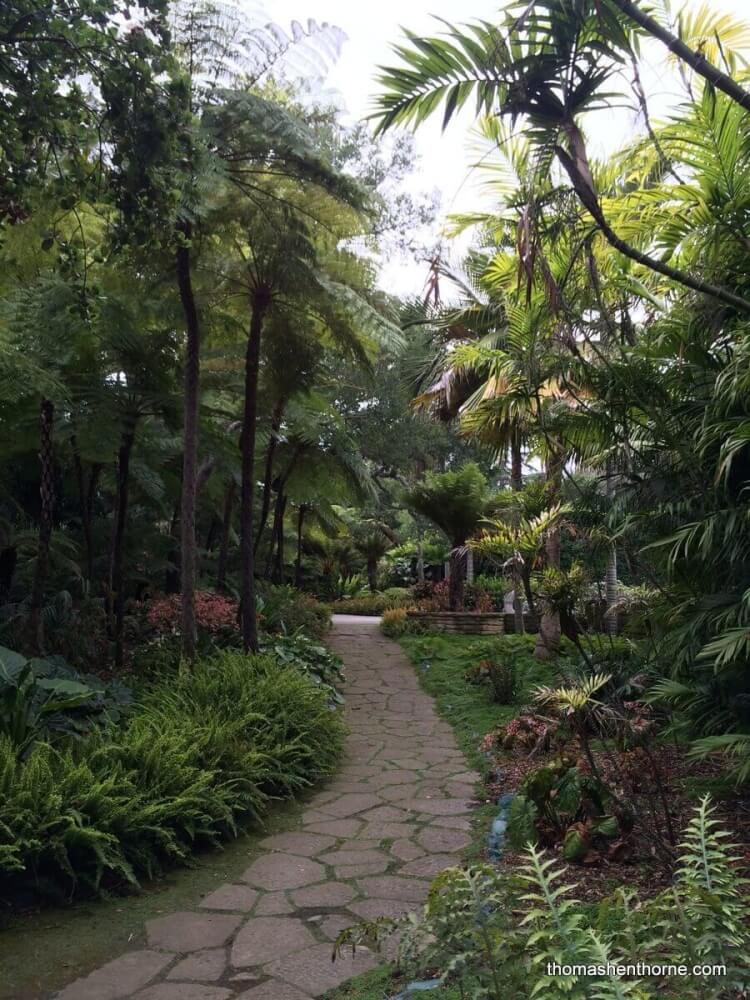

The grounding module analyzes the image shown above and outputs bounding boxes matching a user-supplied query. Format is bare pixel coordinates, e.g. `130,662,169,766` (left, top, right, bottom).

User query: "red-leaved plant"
146,592,239,636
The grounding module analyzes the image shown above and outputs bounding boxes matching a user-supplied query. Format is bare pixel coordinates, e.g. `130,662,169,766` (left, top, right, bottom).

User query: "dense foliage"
372,0,750,777
0,649,344,903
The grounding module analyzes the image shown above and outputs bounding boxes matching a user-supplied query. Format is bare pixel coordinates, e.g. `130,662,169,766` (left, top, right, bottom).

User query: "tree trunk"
367,558,378,593
535,449,563,661
165,502,180,594
111,417,137,669
254,398,285,555
511,430,523,492
177,225,201,663
416,539,425,584
554,131,750,314
29,398,55,653
605,459,619,636
264,487,284,580
205,515,219,552
448,546,466,611
605,543,619,636
217,479,235,592
273,494,287,584
0,546,17,605
610,0,750,113
295,504,307,589
71,436,95,585
86,463,101,586
512,566,525,635
240,288,270,653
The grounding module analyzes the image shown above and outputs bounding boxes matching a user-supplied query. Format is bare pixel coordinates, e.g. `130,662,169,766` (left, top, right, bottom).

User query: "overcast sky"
264,0,750,297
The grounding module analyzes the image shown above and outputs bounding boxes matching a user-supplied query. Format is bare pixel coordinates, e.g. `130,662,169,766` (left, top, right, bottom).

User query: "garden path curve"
55,617,480,1000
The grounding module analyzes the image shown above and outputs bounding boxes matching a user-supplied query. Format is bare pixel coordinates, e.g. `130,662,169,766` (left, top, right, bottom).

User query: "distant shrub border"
0,650,345,905
327,593,412,616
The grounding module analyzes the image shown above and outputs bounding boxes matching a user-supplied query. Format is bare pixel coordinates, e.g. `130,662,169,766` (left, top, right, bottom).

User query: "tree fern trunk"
264,488,283,580
274,494,287,584
241,290,269,653
177,227,200,663
416,539,425,584
254,397,285,554
448,546,465,611
71,435,95,586
29,398,55,653
217,479,235,592
111,417,137,669
295,504,306,589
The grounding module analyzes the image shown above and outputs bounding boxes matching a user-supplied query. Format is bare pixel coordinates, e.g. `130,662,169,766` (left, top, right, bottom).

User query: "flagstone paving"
55,617,480,1000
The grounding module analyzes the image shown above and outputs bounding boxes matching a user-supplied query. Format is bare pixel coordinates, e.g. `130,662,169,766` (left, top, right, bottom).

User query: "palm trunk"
511,430,523,492
605,544,619,636
535,449,563,661
254,398,285,554
29,398,55,652
554,127,750,314
217,479,235,592
609,0,750,113
605,458,619,636
111,417,137,669
294,504,307,588
513,567,525,635
240,288,270,653
177,225,200,662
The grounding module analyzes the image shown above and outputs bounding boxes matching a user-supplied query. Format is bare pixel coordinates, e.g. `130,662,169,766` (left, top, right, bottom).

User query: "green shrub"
464,655,517,703
258,631,345,705
257,584,330,638
0,651,345,903
328,592,412,616
383,586,410,601
380,607,426,638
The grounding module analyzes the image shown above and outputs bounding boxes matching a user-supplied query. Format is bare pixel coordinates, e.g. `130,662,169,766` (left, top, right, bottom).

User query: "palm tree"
405,463,489,610
373,0,750,314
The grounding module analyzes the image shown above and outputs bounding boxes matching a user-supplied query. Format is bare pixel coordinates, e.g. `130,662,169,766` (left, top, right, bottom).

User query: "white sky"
264,0,750,297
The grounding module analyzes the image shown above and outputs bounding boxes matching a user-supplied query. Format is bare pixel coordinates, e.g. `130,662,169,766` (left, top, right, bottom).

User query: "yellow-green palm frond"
534,672,612,714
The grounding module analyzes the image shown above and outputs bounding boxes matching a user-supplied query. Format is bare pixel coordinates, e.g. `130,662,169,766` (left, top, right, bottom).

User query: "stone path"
56,617,479,1000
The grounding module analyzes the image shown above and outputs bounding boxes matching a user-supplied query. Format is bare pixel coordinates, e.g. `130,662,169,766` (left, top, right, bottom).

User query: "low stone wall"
503,612,539,633
407,611,506,635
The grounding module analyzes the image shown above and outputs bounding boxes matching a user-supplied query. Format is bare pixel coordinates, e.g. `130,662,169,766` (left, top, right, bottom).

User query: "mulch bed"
478,739,750,903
